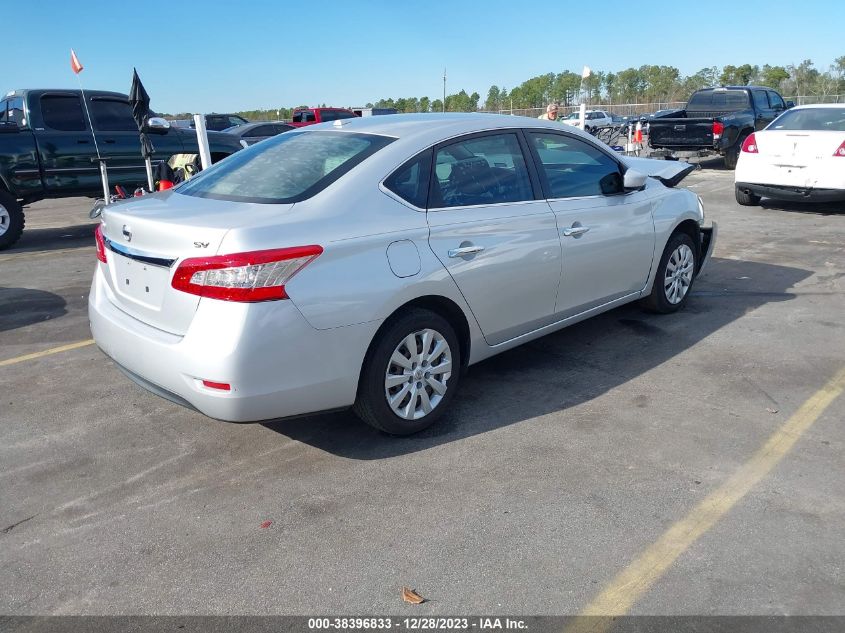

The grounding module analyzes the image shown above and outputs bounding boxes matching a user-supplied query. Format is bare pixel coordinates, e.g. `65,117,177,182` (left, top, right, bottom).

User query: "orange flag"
70,49,84,74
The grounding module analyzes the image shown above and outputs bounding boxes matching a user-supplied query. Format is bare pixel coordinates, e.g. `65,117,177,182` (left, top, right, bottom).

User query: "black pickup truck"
0,89,243,249
648,86,793,169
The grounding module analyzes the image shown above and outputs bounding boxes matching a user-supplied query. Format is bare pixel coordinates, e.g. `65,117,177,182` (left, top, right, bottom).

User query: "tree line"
165,57,844,120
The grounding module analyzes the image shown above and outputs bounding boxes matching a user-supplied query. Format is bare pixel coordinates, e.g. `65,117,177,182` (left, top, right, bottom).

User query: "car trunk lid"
99,191,292,335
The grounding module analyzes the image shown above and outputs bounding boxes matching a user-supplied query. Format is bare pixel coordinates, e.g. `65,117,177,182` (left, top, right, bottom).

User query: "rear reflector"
94,224,107,263
741,133,758,154
834,140,845,157
712,120,724,140
202,380,231,391
171,245,323,302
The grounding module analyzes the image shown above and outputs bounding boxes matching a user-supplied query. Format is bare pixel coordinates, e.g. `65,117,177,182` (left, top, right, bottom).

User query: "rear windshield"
768,108,845,131
177,131,394,204
687,90,750,112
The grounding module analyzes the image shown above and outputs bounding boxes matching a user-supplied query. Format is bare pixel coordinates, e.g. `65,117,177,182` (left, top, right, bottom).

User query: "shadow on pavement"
5,222,97,254
262,256,813,459
760,198,845,216
0,287,67,332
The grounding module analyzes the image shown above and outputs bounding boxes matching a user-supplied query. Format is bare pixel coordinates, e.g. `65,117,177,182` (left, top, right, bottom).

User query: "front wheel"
353,308,461,435
0,190,25,250
642,232,699,314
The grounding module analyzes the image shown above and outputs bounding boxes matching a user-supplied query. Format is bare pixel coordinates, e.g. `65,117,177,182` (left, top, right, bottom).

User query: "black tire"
0,190,25,251
735,186,761,206
641,232,699,314
353,308,461,435
723,134,747,170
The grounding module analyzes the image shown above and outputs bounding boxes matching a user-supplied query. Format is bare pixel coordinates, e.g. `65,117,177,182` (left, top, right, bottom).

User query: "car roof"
296,112,603,146
788,103,845,110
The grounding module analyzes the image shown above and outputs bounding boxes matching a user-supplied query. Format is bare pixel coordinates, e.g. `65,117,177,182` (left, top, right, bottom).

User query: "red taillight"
202,380,231,391
171,245,323,302
741,133,759,154
834,140,845,157
94,224,107,263
158,179,174,190
712,120,724,140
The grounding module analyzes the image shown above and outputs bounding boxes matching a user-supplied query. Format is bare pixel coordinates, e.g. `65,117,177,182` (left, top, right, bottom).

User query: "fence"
483,95,845,118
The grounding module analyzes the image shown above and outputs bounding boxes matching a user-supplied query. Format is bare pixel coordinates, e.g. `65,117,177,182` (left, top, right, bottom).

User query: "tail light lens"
834,140,845,157
741,133,759,154
171,245,322,302
712,121,724,140
94,224,107,263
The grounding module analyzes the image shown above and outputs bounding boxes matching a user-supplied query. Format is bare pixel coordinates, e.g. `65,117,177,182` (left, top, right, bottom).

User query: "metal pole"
99,160,110,204
144,157,155,192
193,114,212,170
443,68,446,113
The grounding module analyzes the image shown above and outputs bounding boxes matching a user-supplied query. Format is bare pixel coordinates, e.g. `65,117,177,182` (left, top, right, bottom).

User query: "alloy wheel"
384,328,453,421
0,204,9,237
663,243,695,304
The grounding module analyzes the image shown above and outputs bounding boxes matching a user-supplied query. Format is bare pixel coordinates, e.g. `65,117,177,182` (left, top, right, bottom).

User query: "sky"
5,0,844,114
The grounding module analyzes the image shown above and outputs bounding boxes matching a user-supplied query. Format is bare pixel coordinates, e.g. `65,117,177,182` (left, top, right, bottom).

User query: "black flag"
129,68,154,158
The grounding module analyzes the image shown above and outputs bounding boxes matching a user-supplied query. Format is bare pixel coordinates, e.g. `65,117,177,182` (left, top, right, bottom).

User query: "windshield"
687,90,750,112
768,108,845,131
177,131,394,203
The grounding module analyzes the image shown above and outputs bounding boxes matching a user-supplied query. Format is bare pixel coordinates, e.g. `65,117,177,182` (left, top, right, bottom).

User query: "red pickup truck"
289,107,357,127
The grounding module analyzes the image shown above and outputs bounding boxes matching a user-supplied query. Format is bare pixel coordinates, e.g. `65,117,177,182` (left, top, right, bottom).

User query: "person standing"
538,103,559,121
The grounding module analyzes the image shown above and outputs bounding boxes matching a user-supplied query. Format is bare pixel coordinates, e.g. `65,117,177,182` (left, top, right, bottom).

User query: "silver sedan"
89,113,716,435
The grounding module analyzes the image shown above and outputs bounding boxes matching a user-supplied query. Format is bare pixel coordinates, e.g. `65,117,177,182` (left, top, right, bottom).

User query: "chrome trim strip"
104,237,176,268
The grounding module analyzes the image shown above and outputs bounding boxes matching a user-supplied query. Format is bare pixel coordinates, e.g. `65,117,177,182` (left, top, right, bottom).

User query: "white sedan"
90,113,715,435
735,104,845,205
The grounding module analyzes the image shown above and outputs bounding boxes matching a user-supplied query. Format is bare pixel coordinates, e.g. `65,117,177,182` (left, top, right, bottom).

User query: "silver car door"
525,130,656,318
426,131,562,346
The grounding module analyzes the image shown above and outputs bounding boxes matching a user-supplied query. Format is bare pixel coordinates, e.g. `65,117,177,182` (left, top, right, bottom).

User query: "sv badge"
193,241,210,248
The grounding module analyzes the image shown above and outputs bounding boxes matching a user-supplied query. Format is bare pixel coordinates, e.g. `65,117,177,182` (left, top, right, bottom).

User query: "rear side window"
41,95,87,131
246,125,274,136
292,110,316,123
90,99,137,131
320,110,356,122
528,131,623,198
1,97,26,127
384,150,432,209
177,131,394,203
768,91,786,110
752,91,769,110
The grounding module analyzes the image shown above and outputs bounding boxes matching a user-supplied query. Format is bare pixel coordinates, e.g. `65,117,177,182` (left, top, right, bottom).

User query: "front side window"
41,95,87,131
2,97,26,127
90,99,137,131
528,131,623,198
384,150,432,209
177,131,394,203
430,133,533,208
246,125,274,137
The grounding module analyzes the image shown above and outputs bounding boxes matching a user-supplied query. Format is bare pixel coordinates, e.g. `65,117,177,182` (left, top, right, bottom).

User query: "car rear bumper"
89,269,378,422
736,182,845,202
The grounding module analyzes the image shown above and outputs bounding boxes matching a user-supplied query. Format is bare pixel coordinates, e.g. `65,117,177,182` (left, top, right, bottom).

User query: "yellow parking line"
567,365,845,633
0,339,95,367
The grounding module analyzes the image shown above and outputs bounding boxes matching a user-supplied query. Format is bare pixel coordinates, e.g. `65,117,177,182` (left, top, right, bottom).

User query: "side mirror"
144,117,171,134
623,169,647,190
0,121,20,134
786,101,795,109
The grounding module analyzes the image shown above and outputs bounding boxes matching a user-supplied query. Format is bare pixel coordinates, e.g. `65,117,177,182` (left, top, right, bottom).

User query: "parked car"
561,109,613,133
0,89,243,250
89,113,715,435
289,107,357,127
648,86,793,169
223,121,294,147
191,113,249,131
734,104,845,205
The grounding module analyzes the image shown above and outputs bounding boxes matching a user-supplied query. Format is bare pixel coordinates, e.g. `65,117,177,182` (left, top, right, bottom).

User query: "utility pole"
443,68,447,113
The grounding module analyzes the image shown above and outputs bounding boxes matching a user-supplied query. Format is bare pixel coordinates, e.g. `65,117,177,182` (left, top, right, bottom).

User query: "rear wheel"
353,308,461,435
724,134,748,170
642,232,698,314
0,190,25,251
735,186,761,206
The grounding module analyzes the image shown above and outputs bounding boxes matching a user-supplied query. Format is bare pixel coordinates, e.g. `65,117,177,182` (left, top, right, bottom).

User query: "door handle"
562,225,590,237
448,245,485,258
77,139,89,144
104,139,116,144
